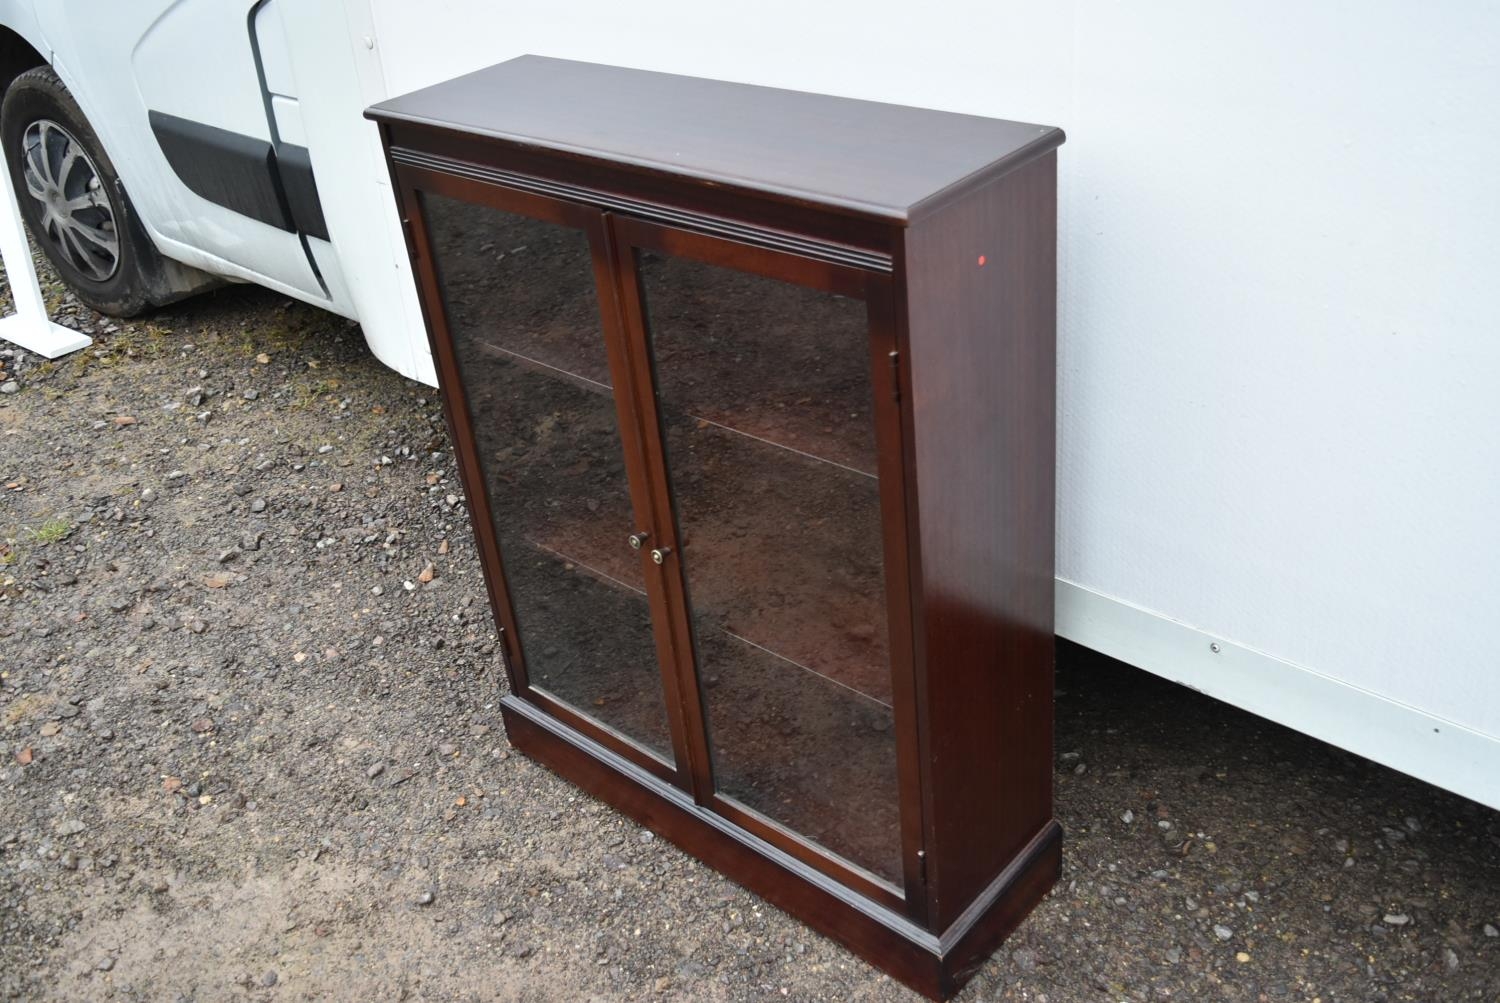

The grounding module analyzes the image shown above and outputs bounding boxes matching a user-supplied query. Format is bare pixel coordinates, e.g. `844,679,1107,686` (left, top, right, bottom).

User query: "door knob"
628,531,649,550
651,547,672,565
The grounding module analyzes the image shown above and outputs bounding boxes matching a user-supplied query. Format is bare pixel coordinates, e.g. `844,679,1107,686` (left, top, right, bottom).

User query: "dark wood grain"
900,152,1059,929
368,55,1063,223
864,276,930,925
374,64,1062,1000
605,228,717,809
383,129,903,259
610,213,871,298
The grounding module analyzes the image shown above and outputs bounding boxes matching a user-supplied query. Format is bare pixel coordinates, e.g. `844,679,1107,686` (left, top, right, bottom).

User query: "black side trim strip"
276,143,328,241
148,110,293,232
389,146,893,273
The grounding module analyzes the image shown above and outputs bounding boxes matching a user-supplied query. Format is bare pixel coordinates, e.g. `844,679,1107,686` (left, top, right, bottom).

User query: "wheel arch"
0,44,225,311
0,23,47,94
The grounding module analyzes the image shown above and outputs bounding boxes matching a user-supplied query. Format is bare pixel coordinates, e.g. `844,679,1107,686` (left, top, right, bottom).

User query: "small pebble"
1213,924,1233,941
261,970,278,987
417,891,435,906
1383,913,1410,926
96,957,114,972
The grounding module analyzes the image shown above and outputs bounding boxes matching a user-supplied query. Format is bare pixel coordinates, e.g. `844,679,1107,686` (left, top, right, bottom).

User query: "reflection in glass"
638,250,900,884
423,193,672,761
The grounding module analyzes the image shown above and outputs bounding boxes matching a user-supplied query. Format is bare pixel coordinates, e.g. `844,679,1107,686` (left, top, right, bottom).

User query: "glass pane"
422,192,672,761
637,249,900,884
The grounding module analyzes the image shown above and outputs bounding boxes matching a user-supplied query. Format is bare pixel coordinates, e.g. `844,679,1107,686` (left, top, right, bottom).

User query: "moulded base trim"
499,694,1059,1000
1055,578,1500,811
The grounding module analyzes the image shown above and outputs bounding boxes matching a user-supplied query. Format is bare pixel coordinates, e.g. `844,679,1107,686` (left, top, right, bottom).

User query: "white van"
0,0,1494,812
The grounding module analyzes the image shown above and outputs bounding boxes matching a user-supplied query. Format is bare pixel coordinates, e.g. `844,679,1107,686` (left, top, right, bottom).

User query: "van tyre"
1,65,162,316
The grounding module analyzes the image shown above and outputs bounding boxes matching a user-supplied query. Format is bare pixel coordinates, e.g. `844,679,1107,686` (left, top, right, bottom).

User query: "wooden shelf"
461,343,893,704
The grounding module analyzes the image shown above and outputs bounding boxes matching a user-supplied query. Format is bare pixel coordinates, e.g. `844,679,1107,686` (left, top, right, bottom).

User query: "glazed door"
400,170,694,784
608,216,922,911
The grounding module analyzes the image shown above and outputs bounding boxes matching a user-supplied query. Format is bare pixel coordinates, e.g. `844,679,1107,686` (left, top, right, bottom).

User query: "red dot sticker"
977,255,987,266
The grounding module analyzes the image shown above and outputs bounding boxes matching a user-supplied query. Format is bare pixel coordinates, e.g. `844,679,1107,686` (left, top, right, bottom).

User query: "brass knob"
628,531,649,550
651,547,671,565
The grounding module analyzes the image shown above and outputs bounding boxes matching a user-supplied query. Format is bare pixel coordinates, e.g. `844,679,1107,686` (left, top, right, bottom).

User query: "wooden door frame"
606,213,925,918
393,164,697,789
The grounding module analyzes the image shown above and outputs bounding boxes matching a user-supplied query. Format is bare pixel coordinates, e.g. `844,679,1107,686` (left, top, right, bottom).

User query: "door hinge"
400,217,419,260
888,349,901,403
917,847,927,883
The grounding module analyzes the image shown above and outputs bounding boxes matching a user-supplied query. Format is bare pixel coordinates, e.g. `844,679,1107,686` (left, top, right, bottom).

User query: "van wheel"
1,66,161,316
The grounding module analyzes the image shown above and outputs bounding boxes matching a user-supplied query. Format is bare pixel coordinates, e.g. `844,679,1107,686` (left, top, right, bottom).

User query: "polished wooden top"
367,55,1063,222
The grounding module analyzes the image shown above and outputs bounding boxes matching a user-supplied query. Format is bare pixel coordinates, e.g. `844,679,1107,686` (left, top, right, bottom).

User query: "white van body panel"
33,0,329,300
1,0,1495,809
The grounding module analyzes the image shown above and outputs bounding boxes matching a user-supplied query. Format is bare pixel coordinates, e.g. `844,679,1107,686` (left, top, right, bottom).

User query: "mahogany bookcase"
367,55,1063,999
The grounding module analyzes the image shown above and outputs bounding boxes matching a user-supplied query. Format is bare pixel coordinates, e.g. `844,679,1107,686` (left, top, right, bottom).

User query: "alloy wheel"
20,118,119,282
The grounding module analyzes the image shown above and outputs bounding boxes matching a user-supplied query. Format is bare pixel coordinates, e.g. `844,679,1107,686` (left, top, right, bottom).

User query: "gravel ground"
1,256,1498,1002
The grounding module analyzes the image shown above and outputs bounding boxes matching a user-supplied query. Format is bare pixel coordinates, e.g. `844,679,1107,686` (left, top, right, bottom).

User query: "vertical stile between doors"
603,215,718,809
583,208,703,790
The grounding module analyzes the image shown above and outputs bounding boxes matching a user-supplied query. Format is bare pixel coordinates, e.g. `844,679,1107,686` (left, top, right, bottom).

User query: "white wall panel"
364,0,1500,800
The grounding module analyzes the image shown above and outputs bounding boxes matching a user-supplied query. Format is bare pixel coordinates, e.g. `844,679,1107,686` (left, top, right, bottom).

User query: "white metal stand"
0,145,91,358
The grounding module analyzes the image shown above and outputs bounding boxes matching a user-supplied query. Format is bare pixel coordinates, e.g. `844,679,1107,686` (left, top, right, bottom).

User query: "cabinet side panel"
903,154,1057,929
